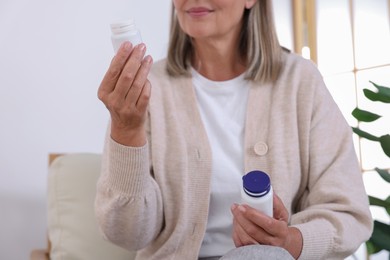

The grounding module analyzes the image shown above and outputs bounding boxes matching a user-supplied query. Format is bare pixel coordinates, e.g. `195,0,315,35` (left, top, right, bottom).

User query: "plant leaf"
369,195,390,210
375,168,390,183
379,135,390,158
364,88,390,103
370,81,390,98
352,107,381,122
369,220,390,252
352,127,380,141
386,196,390,216
366,240,382,255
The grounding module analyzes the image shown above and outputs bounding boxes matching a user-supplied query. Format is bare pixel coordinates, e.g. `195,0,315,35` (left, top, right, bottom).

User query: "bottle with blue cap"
241,170,273,217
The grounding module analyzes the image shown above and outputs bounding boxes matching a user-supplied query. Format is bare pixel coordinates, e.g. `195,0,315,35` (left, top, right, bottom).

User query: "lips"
187,7,213,17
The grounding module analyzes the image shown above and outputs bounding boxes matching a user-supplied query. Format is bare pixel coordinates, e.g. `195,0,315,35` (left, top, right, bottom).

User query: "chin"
183,27,213,40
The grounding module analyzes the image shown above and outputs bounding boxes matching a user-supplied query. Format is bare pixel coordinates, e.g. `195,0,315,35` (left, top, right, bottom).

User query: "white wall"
0,1,292,259
0,0,171,259
273,0,293,51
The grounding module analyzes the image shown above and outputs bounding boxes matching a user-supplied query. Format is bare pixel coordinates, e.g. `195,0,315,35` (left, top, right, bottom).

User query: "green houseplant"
351,81,390,257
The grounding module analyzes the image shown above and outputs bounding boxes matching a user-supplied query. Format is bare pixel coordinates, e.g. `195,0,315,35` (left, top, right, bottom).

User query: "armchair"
30,153,136,260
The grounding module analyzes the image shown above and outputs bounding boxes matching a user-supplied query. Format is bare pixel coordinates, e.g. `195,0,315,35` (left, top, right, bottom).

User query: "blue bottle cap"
242,170,271,197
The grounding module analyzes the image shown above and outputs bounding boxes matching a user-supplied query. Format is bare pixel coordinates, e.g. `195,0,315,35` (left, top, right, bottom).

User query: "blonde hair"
166,0,283,83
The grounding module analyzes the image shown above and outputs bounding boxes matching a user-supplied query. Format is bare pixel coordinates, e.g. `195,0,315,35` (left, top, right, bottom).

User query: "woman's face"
172,0,257,41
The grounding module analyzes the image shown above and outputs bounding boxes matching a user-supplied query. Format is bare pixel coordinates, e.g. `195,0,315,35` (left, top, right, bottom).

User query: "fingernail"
144,55,153,64
123,41,132,51
238,205,246,213
138,43,146,52
231,203,238,211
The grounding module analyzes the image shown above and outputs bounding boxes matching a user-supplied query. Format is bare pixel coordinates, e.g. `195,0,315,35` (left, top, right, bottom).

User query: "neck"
192,37,246,81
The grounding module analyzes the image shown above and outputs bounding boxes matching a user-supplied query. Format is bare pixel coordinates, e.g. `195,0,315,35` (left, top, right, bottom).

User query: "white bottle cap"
110,19,137,34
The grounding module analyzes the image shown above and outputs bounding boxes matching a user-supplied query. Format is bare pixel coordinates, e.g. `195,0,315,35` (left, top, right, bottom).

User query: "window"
293,1,390,258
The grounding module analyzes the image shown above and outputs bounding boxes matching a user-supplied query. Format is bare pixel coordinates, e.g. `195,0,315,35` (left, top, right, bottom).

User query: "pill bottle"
110,18,142,53
241,170,273,217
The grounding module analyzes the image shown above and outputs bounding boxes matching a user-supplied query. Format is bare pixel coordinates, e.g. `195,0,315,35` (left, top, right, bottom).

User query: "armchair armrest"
32,153,136,260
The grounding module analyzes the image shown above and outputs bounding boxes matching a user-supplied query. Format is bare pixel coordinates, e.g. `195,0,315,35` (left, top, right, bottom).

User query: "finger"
98,42,133,101
126,55,153,104
232,205,267,244
243,205,281,235
231,204,244,247
136,79,152,113
273,194,289,222
237,224,260,246
113,43,147,101
232,215,259,246
241,205,289,247
244,205,288,245
232,218,244,247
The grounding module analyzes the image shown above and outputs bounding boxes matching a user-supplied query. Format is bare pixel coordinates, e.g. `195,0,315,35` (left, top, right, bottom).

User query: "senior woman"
95,0,373,259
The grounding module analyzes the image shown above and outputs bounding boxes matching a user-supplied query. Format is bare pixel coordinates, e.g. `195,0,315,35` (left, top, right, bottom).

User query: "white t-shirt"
191,68,251,257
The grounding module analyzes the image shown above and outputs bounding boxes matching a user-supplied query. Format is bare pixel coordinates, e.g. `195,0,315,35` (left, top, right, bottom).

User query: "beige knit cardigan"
95,51,373,260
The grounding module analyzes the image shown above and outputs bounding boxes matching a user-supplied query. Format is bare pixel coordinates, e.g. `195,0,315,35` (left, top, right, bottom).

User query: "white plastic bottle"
241,170,273,217
110,18,142,53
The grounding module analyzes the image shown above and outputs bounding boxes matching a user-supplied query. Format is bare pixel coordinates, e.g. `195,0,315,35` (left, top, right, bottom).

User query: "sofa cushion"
47,153,136,260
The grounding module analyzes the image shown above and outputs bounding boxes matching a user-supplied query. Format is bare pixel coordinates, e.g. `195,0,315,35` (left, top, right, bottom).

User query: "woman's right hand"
98,42,153,147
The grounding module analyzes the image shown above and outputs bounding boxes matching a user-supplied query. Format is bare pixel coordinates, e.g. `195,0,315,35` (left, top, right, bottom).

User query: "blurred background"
0,0,389,259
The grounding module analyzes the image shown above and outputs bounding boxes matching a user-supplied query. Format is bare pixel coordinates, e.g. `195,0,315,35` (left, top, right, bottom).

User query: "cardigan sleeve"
94,121,164,251
290,67,373,259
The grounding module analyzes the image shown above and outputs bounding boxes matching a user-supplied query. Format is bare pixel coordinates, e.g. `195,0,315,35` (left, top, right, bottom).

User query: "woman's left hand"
230,194,303,259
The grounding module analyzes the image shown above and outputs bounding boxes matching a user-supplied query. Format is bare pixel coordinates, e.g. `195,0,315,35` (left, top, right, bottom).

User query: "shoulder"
148,58,172,94
149,58,169,79
149,58,190,84
280,50,322,80
274,50,327,100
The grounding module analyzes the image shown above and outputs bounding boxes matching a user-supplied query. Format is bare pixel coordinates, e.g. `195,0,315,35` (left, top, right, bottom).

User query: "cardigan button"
254,142,268,156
